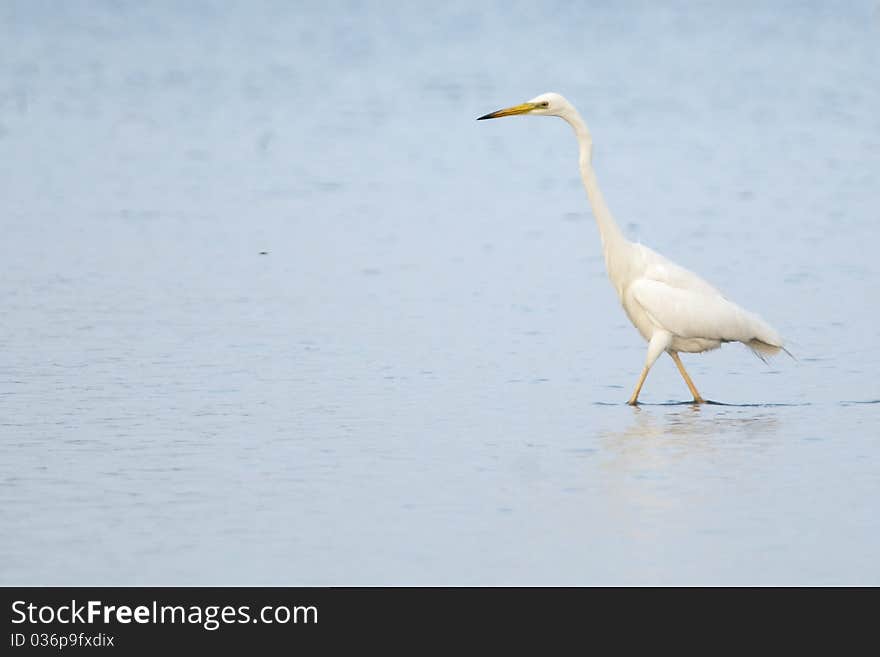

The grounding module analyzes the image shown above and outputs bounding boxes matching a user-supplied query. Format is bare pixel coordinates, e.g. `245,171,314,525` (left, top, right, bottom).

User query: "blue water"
1,1,879,585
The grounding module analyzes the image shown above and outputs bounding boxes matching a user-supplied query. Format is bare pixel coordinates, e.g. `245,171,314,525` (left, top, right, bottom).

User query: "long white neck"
561,109,626,252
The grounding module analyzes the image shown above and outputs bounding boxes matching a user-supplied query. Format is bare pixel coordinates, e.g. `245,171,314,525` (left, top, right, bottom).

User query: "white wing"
635,243,722,297
630,277,782,347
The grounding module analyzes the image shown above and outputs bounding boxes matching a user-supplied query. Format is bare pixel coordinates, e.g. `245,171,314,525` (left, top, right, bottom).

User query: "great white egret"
478,92,786,405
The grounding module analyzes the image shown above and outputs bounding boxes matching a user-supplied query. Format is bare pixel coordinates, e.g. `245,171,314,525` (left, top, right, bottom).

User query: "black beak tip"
476,112,496,121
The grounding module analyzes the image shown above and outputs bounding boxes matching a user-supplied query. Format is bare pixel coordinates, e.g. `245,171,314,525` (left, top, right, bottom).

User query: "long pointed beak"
477,102,539,120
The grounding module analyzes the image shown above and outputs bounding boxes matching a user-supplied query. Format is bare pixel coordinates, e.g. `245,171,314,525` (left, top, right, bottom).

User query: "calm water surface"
1,1,879,584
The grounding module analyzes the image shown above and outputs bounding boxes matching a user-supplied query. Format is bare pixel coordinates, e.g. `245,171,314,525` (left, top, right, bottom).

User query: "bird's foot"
626,398,639,406
692,396,706,404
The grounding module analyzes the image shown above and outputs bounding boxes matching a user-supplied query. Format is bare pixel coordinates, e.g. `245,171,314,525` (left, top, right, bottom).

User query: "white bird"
478,92,787,405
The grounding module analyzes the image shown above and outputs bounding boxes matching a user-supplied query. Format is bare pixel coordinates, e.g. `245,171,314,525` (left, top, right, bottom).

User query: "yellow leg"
669,352,705,403
626,366,649,406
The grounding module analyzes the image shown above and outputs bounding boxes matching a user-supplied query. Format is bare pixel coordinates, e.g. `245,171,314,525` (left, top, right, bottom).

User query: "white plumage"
478,92,786,404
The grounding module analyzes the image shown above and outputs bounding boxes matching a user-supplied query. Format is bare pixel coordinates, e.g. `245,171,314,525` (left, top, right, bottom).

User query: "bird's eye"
540,101,549,108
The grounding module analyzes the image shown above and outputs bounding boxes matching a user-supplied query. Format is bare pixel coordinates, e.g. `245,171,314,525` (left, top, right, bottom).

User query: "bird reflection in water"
591,407,782,549
602,405,781,457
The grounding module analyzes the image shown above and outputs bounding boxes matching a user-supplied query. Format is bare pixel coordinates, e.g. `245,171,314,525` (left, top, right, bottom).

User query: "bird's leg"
627,331,672,405
626,367,649,406
669,351,705,404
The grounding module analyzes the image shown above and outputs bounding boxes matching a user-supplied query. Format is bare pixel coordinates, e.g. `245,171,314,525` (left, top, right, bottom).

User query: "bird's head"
477,92,571,120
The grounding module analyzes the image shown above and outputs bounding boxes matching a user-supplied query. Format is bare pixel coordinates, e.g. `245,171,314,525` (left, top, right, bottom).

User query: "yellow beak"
477,102,539,120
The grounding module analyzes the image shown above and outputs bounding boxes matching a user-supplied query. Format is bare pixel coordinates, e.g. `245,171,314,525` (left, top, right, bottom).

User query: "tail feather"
748,338,794,363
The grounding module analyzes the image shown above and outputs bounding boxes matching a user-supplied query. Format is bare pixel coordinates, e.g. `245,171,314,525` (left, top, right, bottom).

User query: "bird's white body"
607,239,781,355
478,92,785,404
